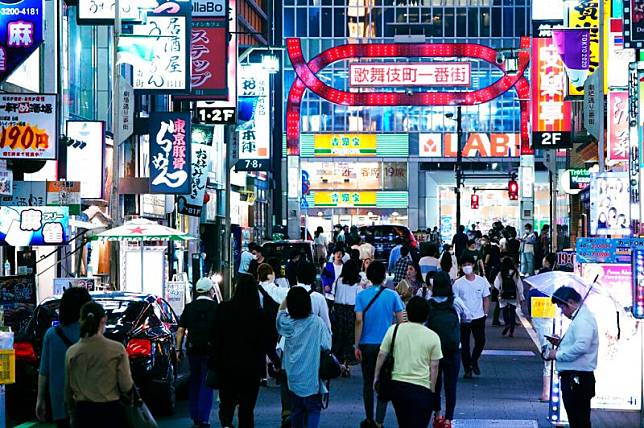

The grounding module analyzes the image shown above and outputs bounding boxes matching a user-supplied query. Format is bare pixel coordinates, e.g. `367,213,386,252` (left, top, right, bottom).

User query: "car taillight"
126,338,152,358
14,342,37,362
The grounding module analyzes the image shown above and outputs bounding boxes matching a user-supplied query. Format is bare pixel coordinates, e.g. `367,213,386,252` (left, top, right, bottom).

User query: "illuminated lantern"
471,193,479,209
508,180,519,200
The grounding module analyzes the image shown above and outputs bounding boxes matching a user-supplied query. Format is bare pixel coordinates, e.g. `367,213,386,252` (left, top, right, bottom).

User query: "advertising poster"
0,274,36,330
149,112,192,194
237,65,270,167
607,91,629,163
177,131,211,217
66,121,105,199
188,20,227,98
0,206,69,246
0,169,11,196
0,94,56,159
624,0,644,47
0,0,44,82
590,172,630,236
53,277,96,296
46,181,81,215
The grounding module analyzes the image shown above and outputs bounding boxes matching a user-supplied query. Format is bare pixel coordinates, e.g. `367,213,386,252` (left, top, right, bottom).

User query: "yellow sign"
568,0,610,96
531,296,557,319
314,134,377,157
313,191,377,207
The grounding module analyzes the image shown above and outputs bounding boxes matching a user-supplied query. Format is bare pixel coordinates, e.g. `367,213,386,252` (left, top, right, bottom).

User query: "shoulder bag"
375,323,400,402
120,386,158,428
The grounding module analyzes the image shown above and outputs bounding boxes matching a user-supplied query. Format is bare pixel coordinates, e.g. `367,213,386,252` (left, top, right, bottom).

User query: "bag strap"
363,286,386,316
55,326,74,348
389,323,400,354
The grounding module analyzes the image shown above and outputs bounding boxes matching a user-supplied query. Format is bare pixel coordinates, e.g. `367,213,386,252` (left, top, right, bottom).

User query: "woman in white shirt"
331,259,363,375
493,257,525,337
313,227,328,265
359,257,373,289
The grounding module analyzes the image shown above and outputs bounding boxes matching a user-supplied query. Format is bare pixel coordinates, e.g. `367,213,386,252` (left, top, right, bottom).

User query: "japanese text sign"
237,65,270,165
77,0,147,23
567,0,605,96
117,77,134,142
0,206,69,246
418,133,520,158
607,91,629,163
0,94,56,159
531,297,557,318
188,20,228,98
65,121,105,200
0,180,45,206
149,112,191,194
349,63,471,87
0,0,43,83
0,170,11,196
46,181,81,215
314,134,376,157
313,191,377,208
531,37,572,149
132,1,191,93
177,125,212,217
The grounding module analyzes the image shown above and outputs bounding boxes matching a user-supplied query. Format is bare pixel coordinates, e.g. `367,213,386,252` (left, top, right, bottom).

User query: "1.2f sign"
532,132,572,149
196,107,236,125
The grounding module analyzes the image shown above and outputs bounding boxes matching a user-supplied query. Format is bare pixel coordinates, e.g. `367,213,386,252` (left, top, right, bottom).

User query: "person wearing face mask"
248,245,266,278
452,255,490,379
64,301,134,428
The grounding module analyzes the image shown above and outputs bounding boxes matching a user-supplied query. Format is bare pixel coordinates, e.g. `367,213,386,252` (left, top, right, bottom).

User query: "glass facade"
282,0,530,134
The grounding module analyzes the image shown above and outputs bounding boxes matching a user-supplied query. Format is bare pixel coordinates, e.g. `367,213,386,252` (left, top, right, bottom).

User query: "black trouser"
433,350,460,420
560,371,595,428
360,344,388,424
73,401,124,428
280,370,292,421
391,380,434,428
502,304,517,334
218,380,261,428
55,420,71,428
492,301,501,324
460,316,486,371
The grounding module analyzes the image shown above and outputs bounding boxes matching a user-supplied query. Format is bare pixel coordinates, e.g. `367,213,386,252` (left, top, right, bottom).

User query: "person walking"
176,278,219,427
36,288,91,428
277,287,332,428
493,257,525,337
484,242,502,326
461,239,485,277
520,224,537,276
453,255,490,378
331,259,363,375
439,249,457,283
322,248,344,308
451,225,468,260
545,287,599,428
248,245,266,278
360,257,374,288
239,243,258,275
212,275,267,428
64,302,134,428
354,261,405,428
396,263,424,302
426,272,471,428
359,236,376,261
391,246,412,287
374,297,443,428
419,243,441,277
313,227,328,265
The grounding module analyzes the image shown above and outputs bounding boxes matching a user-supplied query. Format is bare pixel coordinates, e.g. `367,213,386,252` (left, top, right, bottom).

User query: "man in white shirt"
545,287,598,428
452,254,490,379
294,261,332,333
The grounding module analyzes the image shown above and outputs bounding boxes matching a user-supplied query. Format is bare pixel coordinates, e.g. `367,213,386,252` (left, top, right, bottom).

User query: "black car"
9,292,188,422
358,224,418,263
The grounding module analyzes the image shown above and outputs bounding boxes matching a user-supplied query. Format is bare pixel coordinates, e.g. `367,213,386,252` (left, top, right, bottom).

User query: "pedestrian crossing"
453,420,538,428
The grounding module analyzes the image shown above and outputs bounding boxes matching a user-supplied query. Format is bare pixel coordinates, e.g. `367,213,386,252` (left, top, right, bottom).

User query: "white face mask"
462,266,474,275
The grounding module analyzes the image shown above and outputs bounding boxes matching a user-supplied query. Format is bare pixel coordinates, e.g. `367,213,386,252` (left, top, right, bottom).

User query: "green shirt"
380,322,443,390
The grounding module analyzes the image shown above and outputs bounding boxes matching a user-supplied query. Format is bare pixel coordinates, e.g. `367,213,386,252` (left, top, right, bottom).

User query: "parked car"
359,224,418,263
262,240,315,269
9,292,188,423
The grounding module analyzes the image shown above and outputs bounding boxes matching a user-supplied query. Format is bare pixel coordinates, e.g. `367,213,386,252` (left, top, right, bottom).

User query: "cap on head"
196,277,214,293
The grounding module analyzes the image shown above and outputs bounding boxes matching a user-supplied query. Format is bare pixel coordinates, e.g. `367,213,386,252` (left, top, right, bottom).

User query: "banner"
66,121,105,200
551,29,590,88
0,0,44,82
237,65,270,169
607,91,629,163
149,112,191,194
176,125,212,217
590,172,630,236
0,206,69,246
0,94,56,159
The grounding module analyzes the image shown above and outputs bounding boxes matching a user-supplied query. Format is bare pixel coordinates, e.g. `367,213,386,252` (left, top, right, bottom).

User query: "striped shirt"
277,311,332,397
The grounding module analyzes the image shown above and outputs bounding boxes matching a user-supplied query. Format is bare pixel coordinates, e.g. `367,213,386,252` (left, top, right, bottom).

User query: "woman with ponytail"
64,301,134,428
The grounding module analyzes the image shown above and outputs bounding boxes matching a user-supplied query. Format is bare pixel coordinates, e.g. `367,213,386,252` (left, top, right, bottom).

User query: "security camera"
496,54,505,65
405,88,413,96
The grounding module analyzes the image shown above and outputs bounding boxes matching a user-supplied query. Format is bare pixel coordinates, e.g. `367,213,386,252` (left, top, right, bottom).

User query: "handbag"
120,386,158,428
375,323,400,402
319,349,342,380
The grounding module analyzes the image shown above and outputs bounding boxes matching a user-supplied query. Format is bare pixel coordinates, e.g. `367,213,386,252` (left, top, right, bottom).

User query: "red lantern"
203,192,210,204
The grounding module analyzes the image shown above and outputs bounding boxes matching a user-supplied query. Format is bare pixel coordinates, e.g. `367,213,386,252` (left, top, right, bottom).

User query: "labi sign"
0,0,44,82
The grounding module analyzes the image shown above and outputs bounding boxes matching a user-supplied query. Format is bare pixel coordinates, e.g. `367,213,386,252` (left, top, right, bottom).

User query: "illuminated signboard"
77,0,146,23
149,112,192,194
531,37,572,149
314,134,376,157
623,0,644,48
46,181,81,215
0,0,44,83
569,169,591,190
590,172,630,236
0,206,69,246
532,0,564,20
237,65,270,169
65,121,105,200
192,0,226,18
177,125,212,217
607,91,629,163
633,250,644,318
314,191,376,207
418,133,520,158
188,20,228,98
628,63,642,235
301,161,407,191
608,18,635,88
0,94,56,159
349,63,471,87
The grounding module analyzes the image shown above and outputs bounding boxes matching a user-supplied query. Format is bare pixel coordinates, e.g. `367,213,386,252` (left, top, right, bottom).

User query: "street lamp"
445,106,464,230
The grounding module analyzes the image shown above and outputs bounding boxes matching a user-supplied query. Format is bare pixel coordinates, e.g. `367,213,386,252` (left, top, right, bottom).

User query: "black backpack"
500,273,517,300
426,300,460,354
186,300,218,355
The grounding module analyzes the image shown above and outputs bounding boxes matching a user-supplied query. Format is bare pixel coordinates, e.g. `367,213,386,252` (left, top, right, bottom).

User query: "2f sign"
532,132,572,149
192,0,226,17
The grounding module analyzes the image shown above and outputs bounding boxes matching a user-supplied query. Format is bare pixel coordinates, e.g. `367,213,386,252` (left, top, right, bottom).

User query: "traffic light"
508,180,519,200
471,193,479,209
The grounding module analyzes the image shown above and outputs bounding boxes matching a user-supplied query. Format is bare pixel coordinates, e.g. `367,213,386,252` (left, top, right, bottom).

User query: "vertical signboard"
0,94,56,159
628,63,642,235
177,125,212,217
607,91,629,163
623,0,644,48
65,121,105,199
117,77,134,143
0,0,44,82
531,37,572,149
567,0,604,96
149,112,191,194
236,65,270,171
189,20,228,98
608,18,635,88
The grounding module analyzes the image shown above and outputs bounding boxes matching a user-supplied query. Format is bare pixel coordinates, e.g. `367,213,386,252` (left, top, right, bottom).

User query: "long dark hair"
440,251,453,273
232,274,261,314
79,301,105,338
339,259,361,286
408,263,424,284
500,256,517,280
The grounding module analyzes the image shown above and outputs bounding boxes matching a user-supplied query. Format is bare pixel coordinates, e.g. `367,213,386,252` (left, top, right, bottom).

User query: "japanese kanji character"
8,21,34,47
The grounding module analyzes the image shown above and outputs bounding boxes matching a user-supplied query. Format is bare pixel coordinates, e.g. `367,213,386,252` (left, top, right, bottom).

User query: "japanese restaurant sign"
0,0,44,83
131,1,191,93
314,134,377,157
149,112,191,194
418,133,520,158
0,206,69,246
349,63,471,87
237,65,270,168
189,20,227,98
607,91,629,163
313,191,377,208
531,37,572,149
177,125,212,217
77,0,145,23
0,94,56,159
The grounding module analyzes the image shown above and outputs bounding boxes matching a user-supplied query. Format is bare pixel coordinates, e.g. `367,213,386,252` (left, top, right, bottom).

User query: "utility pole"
455,106,463,229
110,0,122,289
597,0,606,172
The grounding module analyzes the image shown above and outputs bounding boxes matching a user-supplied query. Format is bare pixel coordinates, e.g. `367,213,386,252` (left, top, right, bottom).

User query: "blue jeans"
188,355,214,424
289,391,322,428
521,252,534,276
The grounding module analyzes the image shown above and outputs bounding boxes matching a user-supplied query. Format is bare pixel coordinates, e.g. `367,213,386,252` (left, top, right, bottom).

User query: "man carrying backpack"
493,257,525,337
426,272,472,428
176,277,219,427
